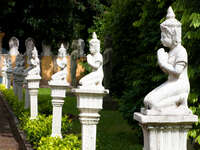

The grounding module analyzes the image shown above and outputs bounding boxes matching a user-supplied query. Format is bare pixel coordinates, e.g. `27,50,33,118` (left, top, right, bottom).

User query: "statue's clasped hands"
157,48,168,67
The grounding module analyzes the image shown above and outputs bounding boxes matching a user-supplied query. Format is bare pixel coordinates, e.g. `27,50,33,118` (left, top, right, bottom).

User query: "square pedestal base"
134,113,198,150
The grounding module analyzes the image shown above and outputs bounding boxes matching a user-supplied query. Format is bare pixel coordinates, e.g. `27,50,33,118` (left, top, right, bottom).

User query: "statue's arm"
87,54,102,69
160,61,186,77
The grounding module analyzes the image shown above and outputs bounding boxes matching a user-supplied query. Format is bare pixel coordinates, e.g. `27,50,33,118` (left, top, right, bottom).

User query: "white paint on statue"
49,44,69,85
24,47,40,77
49,43,70,138
134,7,198,150
72,32,109,150
134,112,197,150
9,37,19,56
24,46,41,119
79,32,104,90
143,6,192,115
2,58,8,86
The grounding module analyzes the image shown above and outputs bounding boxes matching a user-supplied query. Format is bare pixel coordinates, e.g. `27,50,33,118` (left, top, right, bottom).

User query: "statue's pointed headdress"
89,32,100,44
89,32,100,52
160,6,182,44
58,43,66,57
160,6,181,29
32,46,38,57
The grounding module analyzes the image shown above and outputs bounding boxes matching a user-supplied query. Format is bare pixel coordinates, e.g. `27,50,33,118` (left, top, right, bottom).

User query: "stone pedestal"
26,75,41,120
24,80,30,109
13,72,17,95
134,113,198,150
6,70,12,89
49,81,70,138
15,72,24,101
72,88,109,150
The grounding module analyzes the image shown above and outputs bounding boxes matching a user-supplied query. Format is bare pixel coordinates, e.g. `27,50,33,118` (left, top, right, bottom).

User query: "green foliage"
0,0,110,53
0,84,25,118
92,0,171,126
21,114,72,148
78,61,92,77
38,88,52,115
37,135,81,150
90,1,200,147
0,86,77,149
171,0,200,147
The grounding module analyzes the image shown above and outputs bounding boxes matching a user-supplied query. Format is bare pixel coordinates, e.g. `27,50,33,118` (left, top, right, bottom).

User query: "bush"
37,135,81,150
0,85,78,149
0,84,25,118
21,114,72,148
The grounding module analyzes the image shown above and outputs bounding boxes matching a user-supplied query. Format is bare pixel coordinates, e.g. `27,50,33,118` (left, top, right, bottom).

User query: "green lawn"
38,88,143,150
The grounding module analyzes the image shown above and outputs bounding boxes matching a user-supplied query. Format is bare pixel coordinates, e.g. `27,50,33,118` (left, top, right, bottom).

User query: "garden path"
0,97,19,150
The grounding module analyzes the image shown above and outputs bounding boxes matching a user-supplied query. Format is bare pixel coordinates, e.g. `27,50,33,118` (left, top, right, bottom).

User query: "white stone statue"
79,32,104,89
143,7,192,115
62,42,69,56
9,37,19,56
24,47,40,76
50,44,68,84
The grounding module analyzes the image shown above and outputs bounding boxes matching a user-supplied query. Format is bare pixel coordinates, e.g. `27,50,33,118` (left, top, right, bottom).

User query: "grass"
37,88,143,150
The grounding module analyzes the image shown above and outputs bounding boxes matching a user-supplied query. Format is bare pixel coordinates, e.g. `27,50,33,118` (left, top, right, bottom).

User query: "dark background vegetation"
1,0,200,145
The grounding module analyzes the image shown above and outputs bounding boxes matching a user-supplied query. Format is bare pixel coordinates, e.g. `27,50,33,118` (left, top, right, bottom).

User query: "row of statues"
49,32,104,90
4,32,105,90
2,6,192,116
8,37,85,57
5,33,113,88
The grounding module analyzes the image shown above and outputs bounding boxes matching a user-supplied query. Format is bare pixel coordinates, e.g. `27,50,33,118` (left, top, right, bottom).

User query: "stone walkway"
0,97,19,150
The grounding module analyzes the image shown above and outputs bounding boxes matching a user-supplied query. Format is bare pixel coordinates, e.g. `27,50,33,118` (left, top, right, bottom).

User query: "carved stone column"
24,80,30,109
13,72,17,95
6,70,12,89
72,88,109,150
49,81,70,138
26,75,41,119
134,113,198,150
15,72,24,101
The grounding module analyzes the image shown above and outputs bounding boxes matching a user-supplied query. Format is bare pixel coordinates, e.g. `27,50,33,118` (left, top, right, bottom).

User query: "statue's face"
89,44,97,54
89,43,100,54
161,31,172,48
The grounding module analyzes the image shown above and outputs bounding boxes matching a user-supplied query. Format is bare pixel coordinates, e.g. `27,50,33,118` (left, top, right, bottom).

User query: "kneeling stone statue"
143,7,192,115
78,32,104,90
49,44,69,85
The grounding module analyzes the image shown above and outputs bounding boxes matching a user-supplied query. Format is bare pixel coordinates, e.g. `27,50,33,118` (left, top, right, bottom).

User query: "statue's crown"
58,43,66,57
160,6,181,28
89,32,100,45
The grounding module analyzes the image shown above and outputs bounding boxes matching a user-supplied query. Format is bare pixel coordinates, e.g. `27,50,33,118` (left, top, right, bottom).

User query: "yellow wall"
41,56,54,81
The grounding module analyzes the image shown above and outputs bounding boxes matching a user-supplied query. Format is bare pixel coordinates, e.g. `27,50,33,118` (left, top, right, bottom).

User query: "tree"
0,0,109,53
